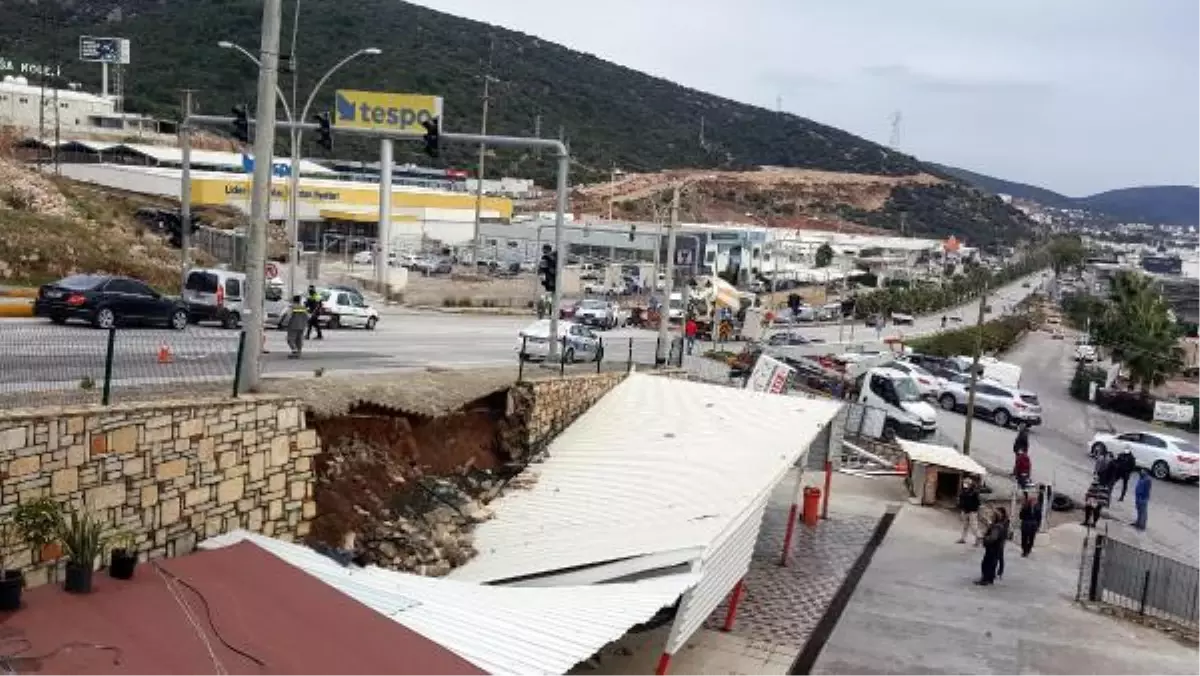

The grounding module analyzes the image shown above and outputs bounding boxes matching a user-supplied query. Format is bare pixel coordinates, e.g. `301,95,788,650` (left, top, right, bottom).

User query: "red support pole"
722,579,746,631
654,653,672,675
780,504,799,566
822,459,833,519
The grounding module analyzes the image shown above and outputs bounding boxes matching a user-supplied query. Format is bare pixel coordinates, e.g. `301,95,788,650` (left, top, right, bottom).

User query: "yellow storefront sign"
333,90,443,134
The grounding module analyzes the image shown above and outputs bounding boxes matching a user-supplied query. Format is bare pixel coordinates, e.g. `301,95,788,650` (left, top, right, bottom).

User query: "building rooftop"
0,541,482,675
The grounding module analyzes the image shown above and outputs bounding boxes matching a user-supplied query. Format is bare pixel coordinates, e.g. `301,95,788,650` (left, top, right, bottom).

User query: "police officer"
304,285,324,340
286,295,309,358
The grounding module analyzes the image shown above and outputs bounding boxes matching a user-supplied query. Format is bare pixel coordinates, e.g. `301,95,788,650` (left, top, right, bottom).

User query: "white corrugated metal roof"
898,439,988,476
201,530,698,675
449,372,844,585
118,143,337,175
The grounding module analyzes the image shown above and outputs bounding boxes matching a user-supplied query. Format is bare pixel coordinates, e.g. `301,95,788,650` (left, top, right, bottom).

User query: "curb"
0,299,34,318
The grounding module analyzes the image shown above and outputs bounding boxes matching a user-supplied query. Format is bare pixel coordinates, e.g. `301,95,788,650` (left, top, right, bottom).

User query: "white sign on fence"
1154,401,1196,424
745,354,794,394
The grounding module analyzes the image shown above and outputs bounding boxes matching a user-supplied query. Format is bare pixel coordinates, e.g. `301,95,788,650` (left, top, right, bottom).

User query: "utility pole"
961,284,989,456
286,0,302,299
533,112,542,158
657,185,680,366
179,89,195,286
376,139,393,291
241,0,283,393
471,39,496,265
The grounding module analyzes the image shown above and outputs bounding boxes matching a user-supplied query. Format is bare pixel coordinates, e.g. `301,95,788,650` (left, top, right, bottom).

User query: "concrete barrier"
0,287,37,299
0,299,34,318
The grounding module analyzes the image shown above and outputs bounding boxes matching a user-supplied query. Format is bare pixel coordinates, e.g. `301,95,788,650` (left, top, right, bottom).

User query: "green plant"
79,376,96,391
13,497,63,548
57,507,107,567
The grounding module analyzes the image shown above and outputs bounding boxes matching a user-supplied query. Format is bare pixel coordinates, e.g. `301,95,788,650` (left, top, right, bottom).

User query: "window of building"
59,102,69,108
18,97,28,104
705,251,716,263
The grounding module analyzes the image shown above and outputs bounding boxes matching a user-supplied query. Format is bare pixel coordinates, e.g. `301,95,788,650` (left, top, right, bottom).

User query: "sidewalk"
811,503,1199,674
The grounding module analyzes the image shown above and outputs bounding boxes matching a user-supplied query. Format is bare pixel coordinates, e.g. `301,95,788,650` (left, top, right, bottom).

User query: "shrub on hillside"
907,313,1032,357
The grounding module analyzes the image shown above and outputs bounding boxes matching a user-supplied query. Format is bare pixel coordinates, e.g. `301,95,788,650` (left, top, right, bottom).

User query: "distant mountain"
933,164,1199,226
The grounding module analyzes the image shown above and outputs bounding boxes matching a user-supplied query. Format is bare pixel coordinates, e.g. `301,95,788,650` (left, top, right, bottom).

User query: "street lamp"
217,40,380,298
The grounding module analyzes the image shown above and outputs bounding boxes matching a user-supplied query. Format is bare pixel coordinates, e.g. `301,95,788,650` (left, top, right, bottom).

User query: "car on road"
880,360,941,399
413,257,453,275
516,319,603,363
937,377,1042,428
766,331,823,346
1075,343,1097,362
573,298,625,329
182,267,246,329
277,287,379,330
1088,431,1200,481
34,274,189,330
891,312,915,326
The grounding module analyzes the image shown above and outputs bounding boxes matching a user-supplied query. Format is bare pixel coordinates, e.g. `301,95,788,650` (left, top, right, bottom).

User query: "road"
937,329,1199,565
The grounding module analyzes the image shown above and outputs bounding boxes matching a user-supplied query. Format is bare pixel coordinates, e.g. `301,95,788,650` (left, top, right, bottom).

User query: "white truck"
857,366,939,441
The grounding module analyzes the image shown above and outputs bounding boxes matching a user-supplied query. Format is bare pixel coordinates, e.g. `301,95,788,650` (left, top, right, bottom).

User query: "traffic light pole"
376,139,393,291
183,113,573,360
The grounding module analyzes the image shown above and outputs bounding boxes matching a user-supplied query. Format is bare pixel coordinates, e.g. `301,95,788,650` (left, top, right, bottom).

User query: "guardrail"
515,334,684,382
0,322,247,406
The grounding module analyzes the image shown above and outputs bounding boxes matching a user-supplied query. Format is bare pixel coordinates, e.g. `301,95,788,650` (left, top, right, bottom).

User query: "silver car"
516,319,604,363
937,377,1042,428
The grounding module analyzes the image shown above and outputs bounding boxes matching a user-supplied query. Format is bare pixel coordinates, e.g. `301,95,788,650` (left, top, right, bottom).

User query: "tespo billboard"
333,90,442,135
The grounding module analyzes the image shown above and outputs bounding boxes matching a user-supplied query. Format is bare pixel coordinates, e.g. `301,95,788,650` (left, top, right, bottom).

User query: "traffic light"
538,246,557,293
313,112,333,152
231,104,250,144
421,117,440,158
628,224,636,242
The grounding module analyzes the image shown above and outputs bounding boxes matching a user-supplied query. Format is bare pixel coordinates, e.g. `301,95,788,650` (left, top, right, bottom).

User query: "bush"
908,313,1031,357
1069,362,1107,401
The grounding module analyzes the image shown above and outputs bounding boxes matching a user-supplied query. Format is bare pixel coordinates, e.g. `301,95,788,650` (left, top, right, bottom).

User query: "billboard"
745,354,794,394
333,90,442,135
79,37,131,64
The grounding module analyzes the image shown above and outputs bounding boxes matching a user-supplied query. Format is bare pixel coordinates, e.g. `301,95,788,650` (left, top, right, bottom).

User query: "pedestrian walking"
285,295,308,358
976,507,1008,586
304,285,324,340
1012,425,1030,455
1132,469,1152,530
1082,478,1110,527
1114,449,1136,501
1093,450,1112,485
957,477,981,544
684,316,698,355
1019,493,1042,557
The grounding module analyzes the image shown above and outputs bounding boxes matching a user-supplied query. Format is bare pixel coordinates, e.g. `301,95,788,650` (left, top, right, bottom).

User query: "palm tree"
1099,271,1184,392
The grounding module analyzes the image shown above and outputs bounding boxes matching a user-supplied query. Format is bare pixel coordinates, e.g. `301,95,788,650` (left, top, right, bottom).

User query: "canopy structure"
897,439,988,476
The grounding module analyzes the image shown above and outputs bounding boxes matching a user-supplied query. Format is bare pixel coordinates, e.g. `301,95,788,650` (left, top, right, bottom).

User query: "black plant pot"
0,570,23,611
108,549,137,580
64,563,93,594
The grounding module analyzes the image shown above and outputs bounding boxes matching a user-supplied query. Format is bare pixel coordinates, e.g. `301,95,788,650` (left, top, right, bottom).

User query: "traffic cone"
157,343,173,364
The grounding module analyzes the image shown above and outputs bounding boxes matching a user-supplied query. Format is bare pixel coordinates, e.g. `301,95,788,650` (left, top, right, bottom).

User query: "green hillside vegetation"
3,0,1039,242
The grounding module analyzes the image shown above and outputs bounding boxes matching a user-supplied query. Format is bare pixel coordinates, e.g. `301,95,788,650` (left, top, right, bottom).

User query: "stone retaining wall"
0,395,317,587
501,372,628,460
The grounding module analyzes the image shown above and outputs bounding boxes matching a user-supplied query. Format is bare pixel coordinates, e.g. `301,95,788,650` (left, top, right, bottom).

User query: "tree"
815,243,834,268
1095,271,1184,393
1048,235,1086,275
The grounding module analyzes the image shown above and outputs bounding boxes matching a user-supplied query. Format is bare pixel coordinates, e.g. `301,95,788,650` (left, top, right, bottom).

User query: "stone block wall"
0,395,317,587
500,372,627,460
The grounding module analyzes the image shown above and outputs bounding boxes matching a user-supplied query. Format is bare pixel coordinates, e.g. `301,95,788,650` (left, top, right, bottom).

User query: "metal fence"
1078,532,1200,630
0,322,247,406
193,225,247,269
515,334,685,382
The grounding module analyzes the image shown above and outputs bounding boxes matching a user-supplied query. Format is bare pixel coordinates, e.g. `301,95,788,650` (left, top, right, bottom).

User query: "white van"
183,268,246,329
858,366,938,441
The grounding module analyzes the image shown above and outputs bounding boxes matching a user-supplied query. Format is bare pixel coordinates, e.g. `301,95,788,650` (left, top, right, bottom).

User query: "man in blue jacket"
1132,469,1152,531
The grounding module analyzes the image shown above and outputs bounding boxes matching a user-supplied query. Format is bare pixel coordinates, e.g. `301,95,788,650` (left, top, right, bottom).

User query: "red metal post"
654,653,672,675
721,579,746,631
780,504,799,566
822,459,833,519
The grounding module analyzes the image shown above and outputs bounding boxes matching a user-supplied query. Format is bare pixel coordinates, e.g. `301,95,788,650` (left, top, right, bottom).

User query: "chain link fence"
0,322,246,407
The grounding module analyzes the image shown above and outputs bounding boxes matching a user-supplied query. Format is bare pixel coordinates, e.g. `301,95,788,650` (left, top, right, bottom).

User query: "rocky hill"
3,0,1039,243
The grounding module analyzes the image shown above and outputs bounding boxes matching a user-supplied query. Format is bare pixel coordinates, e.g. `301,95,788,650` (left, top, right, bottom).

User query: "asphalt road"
937,329,1199,565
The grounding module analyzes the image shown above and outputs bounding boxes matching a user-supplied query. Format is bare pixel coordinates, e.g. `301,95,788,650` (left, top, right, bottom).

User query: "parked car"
516,319,603,363
891,312,916,326
34,274,189,330
1075,343,1097,362
414,257,452,275
277,287,379,330
182,267,246,329
880,360,941,399
1088,431,1199,481
938,378,1042,428
574,298,623,329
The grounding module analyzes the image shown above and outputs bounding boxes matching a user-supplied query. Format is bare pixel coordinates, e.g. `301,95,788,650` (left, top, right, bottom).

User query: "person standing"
957,478,981,545
1094,450,1112,486
1083,478,1110,527
1133,469,1152,531
1114,449,1137,501
684,316,698,355
285,295,308,359
1019,493,1042,557
1013,449,1032,488
304,285,324,340
1012,425,1030,456
976,507,1008,586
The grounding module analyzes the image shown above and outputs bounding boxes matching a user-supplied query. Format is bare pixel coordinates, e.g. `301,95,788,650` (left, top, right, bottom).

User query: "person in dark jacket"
285,295,308,358
304,285,324,340
1133,469,1152,530
976,507,1008,586
1114,450,1137,501
1012,425,1030,455
1019,493,1042,556
957,478,982,544
1083,478,1111,527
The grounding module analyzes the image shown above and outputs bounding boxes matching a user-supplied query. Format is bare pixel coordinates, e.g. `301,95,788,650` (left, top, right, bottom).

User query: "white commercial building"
0,77,170,140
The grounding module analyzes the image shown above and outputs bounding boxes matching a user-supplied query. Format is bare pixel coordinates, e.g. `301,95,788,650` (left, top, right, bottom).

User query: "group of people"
958,478,1044,586
283,286,326,358
1087,446,1153,530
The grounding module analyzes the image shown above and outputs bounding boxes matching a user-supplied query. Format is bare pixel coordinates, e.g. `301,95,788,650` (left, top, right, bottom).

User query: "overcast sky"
411,0,1198,196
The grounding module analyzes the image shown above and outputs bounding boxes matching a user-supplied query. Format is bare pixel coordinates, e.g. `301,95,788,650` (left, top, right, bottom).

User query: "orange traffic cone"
157,343,173,364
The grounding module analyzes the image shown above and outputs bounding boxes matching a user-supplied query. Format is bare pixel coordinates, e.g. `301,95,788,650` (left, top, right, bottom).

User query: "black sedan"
34,274,190,330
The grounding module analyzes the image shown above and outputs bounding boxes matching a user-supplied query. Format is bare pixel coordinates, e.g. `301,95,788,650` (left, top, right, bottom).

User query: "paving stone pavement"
702,505,880,655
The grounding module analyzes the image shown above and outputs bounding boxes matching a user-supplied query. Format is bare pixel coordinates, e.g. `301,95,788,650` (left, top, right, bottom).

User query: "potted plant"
57,507,106,594
0,523,23,612
107,532,137,580
13,497,63,563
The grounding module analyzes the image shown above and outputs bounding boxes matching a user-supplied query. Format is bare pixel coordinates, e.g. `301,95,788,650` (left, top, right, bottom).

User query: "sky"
411,0,1198,197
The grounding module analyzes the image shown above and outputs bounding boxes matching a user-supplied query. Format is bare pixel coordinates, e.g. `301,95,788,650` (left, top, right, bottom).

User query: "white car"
1089,431,1200,481
881,360,941,399
516,319,604,363
1075,344,1097,362
279,287,379,330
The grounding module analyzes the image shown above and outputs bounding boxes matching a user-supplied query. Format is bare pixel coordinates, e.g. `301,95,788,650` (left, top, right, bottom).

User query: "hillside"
935,164,1199,226
2,0,1038,242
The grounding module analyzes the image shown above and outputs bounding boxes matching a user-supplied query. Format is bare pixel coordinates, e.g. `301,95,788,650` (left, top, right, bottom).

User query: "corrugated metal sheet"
119,143,337,175
202,530,698,675
450,373,843,585
898,439,988,476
